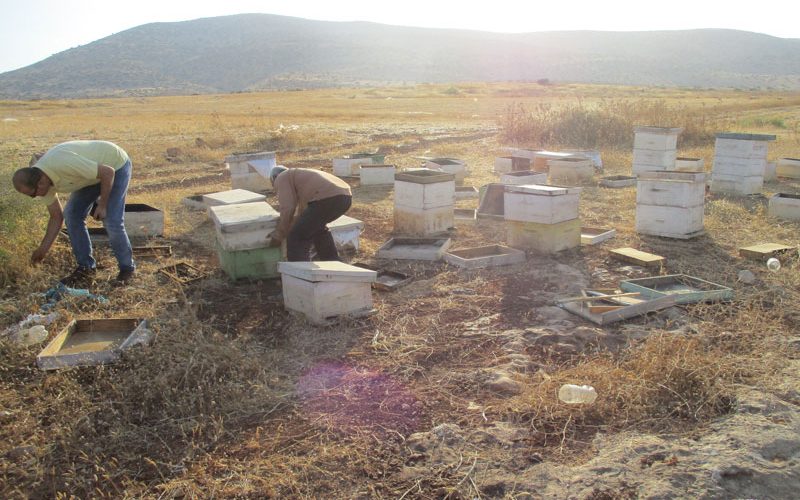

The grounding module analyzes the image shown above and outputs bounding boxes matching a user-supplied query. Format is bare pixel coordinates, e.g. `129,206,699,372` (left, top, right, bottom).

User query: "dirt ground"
2,126,800,499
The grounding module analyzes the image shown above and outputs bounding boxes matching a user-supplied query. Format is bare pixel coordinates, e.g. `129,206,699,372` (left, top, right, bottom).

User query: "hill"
1,13,800,98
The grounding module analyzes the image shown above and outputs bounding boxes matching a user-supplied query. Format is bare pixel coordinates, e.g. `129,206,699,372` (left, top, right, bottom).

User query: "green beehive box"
216,243,281,281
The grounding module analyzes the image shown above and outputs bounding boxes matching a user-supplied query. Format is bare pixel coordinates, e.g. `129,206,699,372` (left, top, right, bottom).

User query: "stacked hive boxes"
494,155,531,174
635,171,706,239
632,127,682,175
208,202,281,280
394,169,455,236
224,151,276,192
710,133,775,195
504,184,582,253
333,153,385,177
278,261,377,324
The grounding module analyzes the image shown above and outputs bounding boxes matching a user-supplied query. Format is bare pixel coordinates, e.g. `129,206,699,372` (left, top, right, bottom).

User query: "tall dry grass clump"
499,99,727,150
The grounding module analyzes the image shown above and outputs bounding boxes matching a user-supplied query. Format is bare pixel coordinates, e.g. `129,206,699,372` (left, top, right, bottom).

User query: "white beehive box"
443,245,526,269
454,186,479,200
532,151,579,172
376,237,452,261
776,158,800,179
278,261,376,324
768,193,800,221
712,157,767,177
674,157,704,172
225,151,276,192
636,204,704,239
500,170,548,185
636,171,706,208
327,215,365,252
633,126,682,150
764,161,777,181
710,133,775,195
359,164,396,185
494,156,531,174
548,157,595,183
208,202,280,251
506,218,581,253
394,205,454,236
503,184,581,224
394,169,455,209
714,135,773,158
125,203,164,238
425,158,467,183
333,153,384,177
202,189,267,207
632,149,677,173
709,174,763,196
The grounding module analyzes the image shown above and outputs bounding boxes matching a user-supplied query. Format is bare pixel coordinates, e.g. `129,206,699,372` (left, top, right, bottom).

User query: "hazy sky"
1,0,798,73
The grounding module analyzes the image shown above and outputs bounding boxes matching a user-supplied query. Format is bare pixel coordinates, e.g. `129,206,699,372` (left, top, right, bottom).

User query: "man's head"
12,167,50,198
270,165,287,184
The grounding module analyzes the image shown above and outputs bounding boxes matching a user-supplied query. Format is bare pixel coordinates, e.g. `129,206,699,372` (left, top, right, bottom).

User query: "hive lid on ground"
715,132,776,141
327,215,364,231
609,247,665,268
504,184,581,196
202,189,267,206
208,202,279,232
277,261,377,282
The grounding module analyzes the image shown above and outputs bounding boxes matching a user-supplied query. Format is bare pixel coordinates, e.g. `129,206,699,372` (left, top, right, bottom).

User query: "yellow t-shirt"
35,141,130,205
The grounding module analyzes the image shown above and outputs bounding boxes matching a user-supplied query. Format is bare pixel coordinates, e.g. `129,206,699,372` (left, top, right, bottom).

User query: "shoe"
114,269,135,285
59,267,96,288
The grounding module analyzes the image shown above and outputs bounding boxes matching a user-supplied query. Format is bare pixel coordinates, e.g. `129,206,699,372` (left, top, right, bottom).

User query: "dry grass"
1,82,800,497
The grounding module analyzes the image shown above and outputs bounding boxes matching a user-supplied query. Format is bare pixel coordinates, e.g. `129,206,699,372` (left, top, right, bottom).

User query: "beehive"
216,244,282,281
503,184,581,224
208,202,280,251
494,156,531,174
710,133,775,195
394,169,455,236
359,164,396,185
333,153,385,177
548,157,595,184
635,171,705,239
674,157,704,172
425,158,467,183
532,151,578,172
278,261,376,324
506,218,581,253
224,151,276,192
124,203,164,238
632,126,682,174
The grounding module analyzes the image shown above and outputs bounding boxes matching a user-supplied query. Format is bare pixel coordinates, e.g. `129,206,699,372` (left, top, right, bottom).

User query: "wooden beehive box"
620,274,733,304
376,237,452,261
600,175,637,188
633,126,683,150
714,133,774,158
278,261,377,324
443,245,526,269
333,153,384,177
609,247,665,269
125,203,164,238
503,184,581,224
225,151,276,192
216,245,282,281
394,205,453,236
506,218,581,254
202,189,267,207
454,208,477,223
580,227,616,246
532,151,577,172
636,171,706,208
548,157,594,184
394,169,455,209
768,193,800,221
709,174,763,196
635,204,705,239
476,183,506,219
674,157,705,172
499,170,548,185
209,202,280,251
327,215,365,252
37,319,152,370
359,164,396,185
776,158,800,179
712,156,767,177
425,158,467,183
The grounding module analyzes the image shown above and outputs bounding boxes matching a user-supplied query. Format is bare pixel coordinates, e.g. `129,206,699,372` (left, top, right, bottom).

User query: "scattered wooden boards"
609,247,665,268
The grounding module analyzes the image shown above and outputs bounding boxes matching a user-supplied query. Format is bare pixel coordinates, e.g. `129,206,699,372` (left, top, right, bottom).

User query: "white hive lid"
504,184,582,196
202,189,267,206
278,261,377,282
208,202,280,233
327,215,364,231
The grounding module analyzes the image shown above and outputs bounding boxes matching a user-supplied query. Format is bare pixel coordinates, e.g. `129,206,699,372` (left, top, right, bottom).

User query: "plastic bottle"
558,384,598,404
766,258,781,272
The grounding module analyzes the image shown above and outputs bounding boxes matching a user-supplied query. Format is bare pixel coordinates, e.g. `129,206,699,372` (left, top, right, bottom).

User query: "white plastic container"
558,384,598,404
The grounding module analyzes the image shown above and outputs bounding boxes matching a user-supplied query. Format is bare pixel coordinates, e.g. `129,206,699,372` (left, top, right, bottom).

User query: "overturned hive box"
278,261,377,324
37,318,152,370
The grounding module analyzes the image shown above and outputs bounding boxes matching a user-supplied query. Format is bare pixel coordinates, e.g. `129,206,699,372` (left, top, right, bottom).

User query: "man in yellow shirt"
12,140,135,286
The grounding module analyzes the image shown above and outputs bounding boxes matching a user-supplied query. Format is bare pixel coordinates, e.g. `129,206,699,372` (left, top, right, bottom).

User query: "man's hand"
268,237,282,248
31,247,48,265
93,204,107,220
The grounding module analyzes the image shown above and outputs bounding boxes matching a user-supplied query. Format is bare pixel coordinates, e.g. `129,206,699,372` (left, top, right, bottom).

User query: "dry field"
1,83,800,498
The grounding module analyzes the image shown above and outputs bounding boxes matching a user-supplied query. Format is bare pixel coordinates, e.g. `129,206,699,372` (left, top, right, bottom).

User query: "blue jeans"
63,160,134,272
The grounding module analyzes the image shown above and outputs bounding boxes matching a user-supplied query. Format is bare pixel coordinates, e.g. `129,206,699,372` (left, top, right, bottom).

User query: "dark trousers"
287,194,352,262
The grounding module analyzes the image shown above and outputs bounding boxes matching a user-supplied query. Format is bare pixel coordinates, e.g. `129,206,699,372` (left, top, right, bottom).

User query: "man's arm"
31,196,64,264
93,164,115,220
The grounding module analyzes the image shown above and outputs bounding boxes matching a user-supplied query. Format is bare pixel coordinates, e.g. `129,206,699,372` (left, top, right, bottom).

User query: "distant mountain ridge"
1,13,799,99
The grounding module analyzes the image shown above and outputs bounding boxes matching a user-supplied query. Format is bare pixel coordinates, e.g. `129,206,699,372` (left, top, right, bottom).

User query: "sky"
1,0,799,74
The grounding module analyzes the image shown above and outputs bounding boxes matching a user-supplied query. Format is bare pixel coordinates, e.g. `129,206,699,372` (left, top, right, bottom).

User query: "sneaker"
59,267,96,288
114,269,135,285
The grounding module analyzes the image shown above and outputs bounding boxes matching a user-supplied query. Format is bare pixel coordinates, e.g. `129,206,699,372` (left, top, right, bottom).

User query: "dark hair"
25,167,43,189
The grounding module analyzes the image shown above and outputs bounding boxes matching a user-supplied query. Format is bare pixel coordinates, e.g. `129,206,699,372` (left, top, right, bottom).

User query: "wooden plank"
738,243,796,260
609,247,666,268
559,292,641,304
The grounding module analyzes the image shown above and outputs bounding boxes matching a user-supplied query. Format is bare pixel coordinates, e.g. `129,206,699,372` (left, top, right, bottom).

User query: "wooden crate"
548,157,594,184
580,227,616,246
739,242,797,261
376,237,451,261
776,158,800,179
503,184,581,224
443,244,526,269
359,164,396,185
202,189,267,207
506,218,581,254
394,174,455,209
500,170,548,185
709,174,763,195
216,244,281,281
209,202,280,251
636,171,706,208
600,175,636,188
609,247,665,269
125,203,164,238
394,205,453,236
633,126,682,150
636,204,704,239
768,193,800,221
37,319,152,370
620,274,734,304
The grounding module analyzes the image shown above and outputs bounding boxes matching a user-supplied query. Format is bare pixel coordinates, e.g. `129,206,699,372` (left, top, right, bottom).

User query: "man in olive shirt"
12,140,135,286
268,166,352,261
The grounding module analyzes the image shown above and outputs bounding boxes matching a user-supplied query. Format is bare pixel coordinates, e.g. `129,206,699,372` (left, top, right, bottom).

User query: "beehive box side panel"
506,219,581,253
636,179,705,208
711,157,767,177
709,174,763,195
504,192,579,224
394,206,454,236
636,204,704,237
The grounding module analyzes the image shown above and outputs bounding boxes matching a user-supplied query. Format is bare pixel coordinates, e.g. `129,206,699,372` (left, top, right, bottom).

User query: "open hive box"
376,237,452,261
443,244,526,269
620,274,734,304
557,289,677,326
158,261,206,285
37,319,152,370
351,262,413,291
